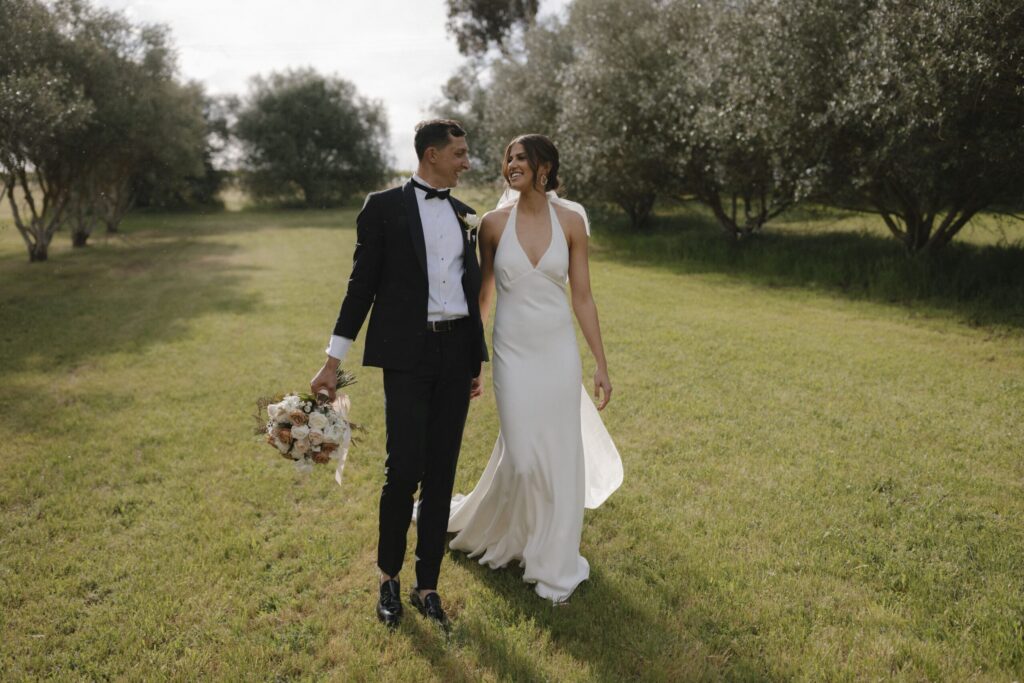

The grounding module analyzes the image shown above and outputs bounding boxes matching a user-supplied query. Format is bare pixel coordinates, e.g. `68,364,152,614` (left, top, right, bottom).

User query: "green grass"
1,197,1023,681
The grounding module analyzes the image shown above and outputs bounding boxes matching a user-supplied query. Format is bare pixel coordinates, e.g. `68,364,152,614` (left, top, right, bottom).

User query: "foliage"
0,0,92,261
133,92,233,211
559,0,688,228
446,0,540,56
825,0,1024,252
678,0,865,241
53,1,208,242
235,68,390,208
0,0,213,259
438,0,1024,251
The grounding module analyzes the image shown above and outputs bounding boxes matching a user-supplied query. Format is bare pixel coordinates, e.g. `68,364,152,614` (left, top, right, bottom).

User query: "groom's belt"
425,317,469,333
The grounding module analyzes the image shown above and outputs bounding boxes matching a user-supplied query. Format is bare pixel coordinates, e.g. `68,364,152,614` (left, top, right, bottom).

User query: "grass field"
1,193,1023,681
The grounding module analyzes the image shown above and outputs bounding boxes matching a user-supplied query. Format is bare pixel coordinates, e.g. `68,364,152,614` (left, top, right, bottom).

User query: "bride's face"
505,143,549,193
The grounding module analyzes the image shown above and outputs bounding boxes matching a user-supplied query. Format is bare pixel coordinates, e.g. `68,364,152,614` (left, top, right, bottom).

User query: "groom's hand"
310,357,341,401
470,374,484,400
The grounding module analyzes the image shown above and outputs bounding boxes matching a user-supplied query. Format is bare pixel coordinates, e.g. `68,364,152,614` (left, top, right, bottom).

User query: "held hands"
593,368,612,411
310,357,341,401
470,374,484,400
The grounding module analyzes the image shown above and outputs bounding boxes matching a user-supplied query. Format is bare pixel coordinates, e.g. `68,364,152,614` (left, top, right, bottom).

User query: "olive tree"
235,69,389,207
0,0,91,262
56,3,207,244
133,92,232,210
826,0,1024,252
446,0,539,56
558,0,692,228
677,0,865,241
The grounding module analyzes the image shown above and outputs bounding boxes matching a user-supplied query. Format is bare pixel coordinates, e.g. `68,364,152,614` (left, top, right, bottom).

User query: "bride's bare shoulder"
482,206,512,223
481,207,511,232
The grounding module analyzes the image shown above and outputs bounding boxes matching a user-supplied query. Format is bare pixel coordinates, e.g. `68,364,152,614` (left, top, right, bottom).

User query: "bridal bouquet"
256,369,358,484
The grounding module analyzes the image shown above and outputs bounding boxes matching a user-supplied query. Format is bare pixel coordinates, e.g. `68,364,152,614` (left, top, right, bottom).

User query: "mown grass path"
1,203,1022,681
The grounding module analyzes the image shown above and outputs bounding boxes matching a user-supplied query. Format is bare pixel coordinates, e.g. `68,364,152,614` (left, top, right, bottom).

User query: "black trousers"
377,322,474,590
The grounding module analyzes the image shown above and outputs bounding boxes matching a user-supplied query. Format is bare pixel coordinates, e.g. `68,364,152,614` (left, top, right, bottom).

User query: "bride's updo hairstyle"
503,134,561,193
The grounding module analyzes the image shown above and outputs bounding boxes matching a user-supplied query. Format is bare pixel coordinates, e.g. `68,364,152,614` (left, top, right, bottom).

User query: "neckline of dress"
510,200,560,270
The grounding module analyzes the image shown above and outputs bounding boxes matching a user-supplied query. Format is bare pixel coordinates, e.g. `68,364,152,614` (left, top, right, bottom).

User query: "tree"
235,69,389,208
559,0,687,228
0,0,92,262
1,0,212,258
446,0,539,56
131,91,232,211
55,3,207,243
678,0,864,241
126,82,220,213
826,0,1024,252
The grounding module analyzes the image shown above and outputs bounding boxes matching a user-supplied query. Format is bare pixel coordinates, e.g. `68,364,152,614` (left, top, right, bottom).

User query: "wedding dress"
447,196,623,602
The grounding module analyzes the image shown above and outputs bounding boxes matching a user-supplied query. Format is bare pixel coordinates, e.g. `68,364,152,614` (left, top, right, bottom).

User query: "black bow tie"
412,179,450,200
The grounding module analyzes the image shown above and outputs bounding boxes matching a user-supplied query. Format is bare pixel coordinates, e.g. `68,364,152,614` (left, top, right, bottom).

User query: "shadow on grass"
439,552,770,681
0,234,259,380
115,206,361,237
594,205,1024,331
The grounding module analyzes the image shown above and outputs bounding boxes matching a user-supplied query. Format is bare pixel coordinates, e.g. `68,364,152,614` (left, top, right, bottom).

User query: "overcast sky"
92,0,569,170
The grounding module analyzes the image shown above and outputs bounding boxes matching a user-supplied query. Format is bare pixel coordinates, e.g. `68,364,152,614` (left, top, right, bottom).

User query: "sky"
92,0,570,170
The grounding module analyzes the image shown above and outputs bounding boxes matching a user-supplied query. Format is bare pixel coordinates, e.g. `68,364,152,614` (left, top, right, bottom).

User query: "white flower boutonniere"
460,213,481,243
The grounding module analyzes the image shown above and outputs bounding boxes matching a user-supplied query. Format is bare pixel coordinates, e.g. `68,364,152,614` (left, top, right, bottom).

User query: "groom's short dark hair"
414,119,466,160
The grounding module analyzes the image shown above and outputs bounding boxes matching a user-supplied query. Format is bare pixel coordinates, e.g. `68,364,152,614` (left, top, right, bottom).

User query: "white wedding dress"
447,197,623,602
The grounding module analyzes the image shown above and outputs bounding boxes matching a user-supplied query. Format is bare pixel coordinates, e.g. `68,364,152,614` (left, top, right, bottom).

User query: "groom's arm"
332,194,386,341
312,195,385,398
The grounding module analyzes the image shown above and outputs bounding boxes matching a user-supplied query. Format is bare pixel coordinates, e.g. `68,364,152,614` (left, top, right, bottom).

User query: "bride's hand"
470,374,484,400
593,368,612,411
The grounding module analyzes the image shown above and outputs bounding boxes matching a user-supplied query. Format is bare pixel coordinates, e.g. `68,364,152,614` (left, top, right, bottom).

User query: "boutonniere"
459,213,481,243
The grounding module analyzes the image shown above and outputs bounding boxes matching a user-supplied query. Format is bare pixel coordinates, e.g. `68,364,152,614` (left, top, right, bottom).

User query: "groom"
311,119,487,630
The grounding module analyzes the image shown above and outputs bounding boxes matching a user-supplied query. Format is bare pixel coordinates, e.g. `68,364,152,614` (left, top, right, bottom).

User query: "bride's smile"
505,145,539,192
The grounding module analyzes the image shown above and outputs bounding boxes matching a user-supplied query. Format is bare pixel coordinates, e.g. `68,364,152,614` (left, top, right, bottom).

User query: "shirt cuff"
326,335,354,362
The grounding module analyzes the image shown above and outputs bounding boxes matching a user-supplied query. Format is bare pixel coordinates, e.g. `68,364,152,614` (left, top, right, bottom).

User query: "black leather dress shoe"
410,590,450,632
376,579,403,628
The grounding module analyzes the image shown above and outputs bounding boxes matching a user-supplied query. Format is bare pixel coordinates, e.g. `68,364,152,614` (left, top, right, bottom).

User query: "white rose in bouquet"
308,411,329,430
258,368,358,481
323,423,342,445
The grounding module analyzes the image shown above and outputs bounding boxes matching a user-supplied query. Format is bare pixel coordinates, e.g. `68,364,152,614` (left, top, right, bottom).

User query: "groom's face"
430,134,471,188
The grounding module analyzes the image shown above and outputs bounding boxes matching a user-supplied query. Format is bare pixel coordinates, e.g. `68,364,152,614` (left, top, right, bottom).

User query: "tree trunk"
620,194,656,230
29,240,49,262
71,230,90,248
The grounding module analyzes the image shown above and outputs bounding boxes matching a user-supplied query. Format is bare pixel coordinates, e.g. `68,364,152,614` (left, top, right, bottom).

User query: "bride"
447,134,623,602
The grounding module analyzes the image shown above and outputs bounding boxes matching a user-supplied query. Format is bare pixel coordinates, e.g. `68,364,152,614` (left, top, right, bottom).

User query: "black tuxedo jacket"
332,181,488,375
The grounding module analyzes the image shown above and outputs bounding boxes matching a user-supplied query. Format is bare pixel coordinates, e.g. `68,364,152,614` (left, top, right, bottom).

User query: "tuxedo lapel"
403,181,428,278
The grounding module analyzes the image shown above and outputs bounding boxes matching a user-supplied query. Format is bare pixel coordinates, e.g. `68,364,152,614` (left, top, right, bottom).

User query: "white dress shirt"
326,175,468,361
